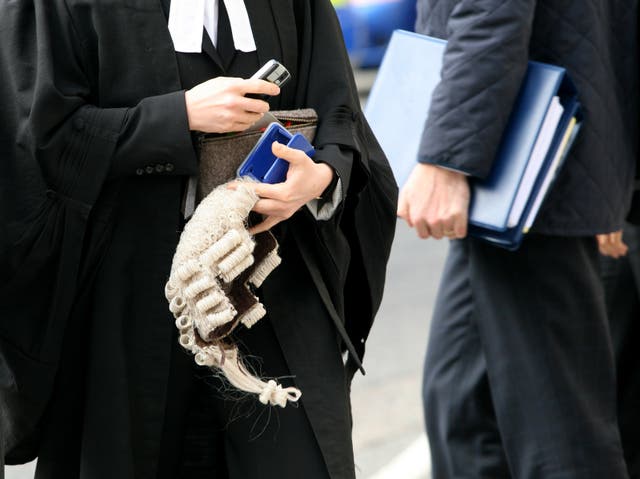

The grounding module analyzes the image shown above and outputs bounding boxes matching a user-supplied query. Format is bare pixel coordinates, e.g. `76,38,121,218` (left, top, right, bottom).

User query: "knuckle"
222,110,235,125
227,96,242,109
427,216,442,230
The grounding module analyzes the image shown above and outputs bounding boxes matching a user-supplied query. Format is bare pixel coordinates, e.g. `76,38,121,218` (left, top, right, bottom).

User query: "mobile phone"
251,59,291,87
237,123,314,184
247,59,291,100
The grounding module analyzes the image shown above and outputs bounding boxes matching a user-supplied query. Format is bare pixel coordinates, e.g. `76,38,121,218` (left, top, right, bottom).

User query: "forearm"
7,0,198,207
109,91,198,179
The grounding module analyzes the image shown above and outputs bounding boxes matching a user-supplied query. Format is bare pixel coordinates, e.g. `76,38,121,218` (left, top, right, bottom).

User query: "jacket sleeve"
0,2,196,455
289,0,398,373
1,0,198,342
416,0,537,178
7,0,197,214
2,0,198,260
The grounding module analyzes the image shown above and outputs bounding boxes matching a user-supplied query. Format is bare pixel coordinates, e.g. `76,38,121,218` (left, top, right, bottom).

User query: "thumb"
397,191,413,226
271,141,306,164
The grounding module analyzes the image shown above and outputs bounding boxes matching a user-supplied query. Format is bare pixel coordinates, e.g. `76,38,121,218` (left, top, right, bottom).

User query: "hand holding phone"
185,76,277,133
246,59,290,100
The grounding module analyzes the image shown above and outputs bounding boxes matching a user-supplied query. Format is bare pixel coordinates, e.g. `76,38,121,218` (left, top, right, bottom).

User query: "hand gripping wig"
164,179,301,407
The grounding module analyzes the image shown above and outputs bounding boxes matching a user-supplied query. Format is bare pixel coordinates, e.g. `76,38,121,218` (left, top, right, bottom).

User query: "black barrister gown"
0,0,398,478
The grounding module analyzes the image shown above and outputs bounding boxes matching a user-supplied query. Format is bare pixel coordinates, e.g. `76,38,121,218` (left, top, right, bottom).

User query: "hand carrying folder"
365,30,582,250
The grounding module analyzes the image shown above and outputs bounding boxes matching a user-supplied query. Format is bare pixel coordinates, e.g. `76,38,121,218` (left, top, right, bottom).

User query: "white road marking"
368,433,431,479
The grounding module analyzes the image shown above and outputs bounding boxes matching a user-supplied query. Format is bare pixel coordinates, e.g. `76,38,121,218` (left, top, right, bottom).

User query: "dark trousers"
600,224,640,478
423,235,628,479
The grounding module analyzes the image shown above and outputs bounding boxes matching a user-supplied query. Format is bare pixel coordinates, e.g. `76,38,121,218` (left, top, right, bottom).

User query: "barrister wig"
164,179,301,407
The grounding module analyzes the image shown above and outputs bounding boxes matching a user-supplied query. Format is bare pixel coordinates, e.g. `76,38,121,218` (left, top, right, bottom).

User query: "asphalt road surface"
351,222,447,479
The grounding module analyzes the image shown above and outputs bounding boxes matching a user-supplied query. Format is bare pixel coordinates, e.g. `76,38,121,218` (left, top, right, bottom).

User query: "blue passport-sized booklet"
237,123,315,184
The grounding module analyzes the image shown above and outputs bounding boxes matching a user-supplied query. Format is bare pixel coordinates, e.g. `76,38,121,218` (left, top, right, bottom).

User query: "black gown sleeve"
2,0,197,261
19,1,196,206
287,0,398,373
0,2,195,459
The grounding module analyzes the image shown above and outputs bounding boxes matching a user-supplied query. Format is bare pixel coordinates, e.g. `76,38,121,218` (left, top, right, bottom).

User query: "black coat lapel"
160,0,170,18
216,0,237,71
269,0,299,108
245,0,298,108
265,0,298,75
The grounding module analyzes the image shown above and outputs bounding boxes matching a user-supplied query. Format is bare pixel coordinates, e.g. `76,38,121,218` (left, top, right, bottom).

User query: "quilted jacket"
416,0,639,235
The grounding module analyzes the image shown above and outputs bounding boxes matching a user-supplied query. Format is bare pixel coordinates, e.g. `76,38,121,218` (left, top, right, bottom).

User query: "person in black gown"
0,1,398,478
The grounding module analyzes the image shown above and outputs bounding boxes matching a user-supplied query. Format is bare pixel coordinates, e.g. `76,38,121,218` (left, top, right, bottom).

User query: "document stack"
365,30,582,250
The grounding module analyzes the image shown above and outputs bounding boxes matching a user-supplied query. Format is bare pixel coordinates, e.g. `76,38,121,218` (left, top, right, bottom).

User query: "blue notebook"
365,30,582,250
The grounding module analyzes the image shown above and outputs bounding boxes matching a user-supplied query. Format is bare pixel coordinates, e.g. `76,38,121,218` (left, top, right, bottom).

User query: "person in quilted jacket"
397,1,638,477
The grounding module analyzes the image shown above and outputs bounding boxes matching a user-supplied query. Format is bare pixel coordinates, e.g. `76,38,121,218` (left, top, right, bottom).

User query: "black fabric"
415,0,639,236
423,236,628,478
0,0,398,477
156,322,332,479
600,224,640,478
216,0,237,70
156,42,341,479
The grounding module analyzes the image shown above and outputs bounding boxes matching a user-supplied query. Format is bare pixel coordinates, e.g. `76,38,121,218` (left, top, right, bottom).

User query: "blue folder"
365,30,582,250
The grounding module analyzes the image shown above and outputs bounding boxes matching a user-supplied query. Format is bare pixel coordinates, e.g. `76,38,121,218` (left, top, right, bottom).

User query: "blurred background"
5,3,450,478
332,0,417,69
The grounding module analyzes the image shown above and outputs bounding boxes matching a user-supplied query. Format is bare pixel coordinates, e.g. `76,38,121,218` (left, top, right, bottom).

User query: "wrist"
314,162,335,198
319,166,339,200
184,89,198,131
